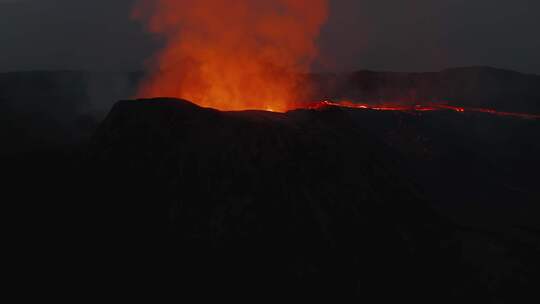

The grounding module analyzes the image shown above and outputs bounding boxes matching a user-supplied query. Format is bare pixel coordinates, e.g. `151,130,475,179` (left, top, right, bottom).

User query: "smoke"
132,0,328,111
83,72,142,116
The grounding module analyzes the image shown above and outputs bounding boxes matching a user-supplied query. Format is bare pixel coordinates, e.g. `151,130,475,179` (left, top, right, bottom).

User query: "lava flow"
310,101,540,120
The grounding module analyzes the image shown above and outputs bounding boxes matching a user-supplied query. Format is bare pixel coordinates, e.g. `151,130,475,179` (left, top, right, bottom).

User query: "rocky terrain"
82,98,458,301
2,68,539,302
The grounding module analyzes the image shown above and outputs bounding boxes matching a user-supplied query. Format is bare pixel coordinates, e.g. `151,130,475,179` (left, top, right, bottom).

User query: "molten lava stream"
311,101,540,120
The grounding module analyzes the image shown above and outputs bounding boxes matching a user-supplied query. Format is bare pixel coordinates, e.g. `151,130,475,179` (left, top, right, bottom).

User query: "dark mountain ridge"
2,69,539,301
3,66,539,156
84,98,458,301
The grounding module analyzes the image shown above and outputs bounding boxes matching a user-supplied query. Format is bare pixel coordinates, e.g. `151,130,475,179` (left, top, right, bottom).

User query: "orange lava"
132,0,328,112
310,101,540,120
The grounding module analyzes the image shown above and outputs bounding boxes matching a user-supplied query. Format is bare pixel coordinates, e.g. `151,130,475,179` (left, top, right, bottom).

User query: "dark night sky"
1,0,539,73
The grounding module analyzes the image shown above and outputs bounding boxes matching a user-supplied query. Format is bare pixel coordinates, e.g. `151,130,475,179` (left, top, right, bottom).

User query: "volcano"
85,98,460,301
3,69,539,301
4,92,539,302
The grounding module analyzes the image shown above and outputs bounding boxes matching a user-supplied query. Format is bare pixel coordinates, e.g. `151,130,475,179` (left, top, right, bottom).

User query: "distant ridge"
309,66,540,114
1,66,539,128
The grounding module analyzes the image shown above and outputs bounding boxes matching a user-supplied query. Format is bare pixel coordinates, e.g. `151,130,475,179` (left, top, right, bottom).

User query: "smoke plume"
132,0,328,111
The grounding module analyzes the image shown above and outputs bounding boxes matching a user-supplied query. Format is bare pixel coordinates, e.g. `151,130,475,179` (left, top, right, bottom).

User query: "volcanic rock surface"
88,98,459,301
5,94,539,302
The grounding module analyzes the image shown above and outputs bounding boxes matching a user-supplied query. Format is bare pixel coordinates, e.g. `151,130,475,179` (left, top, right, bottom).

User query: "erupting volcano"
132,0,328,112
2,1,540,302
132,0,540,120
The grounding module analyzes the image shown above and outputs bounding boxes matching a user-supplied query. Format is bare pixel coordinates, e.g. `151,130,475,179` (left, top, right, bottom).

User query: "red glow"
308,101,540,120
130,1,539,120
132,0,328,112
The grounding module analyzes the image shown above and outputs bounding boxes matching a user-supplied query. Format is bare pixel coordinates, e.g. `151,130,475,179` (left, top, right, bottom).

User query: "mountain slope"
87,98,458,301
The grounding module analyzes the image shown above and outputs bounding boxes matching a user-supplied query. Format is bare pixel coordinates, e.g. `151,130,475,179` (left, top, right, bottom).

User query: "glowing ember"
310,101,540,120
132,0,328,112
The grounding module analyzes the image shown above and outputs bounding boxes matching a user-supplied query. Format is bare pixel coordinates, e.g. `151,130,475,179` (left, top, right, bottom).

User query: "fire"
130,1,540,120
132,0,328,112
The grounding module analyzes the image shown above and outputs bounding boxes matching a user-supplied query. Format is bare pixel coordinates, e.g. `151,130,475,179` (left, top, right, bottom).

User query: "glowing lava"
132,0,328,112
310,101,540,120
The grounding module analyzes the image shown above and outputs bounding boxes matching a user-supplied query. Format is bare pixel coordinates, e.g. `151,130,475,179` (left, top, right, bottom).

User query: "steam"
132,0,328,111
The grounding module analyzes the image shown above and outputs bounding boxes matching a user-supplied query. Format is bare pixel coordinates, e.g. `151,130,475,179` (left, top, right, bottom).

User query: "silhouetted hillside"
342,106,540,228
0,71,142,154
1,67,539,155
2,70,539,302
80,98,459,301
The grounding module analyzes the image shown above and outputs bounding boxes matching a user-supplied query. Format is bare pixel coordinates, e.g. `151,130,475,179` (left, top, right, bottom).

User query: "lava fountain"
132,0,329,112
